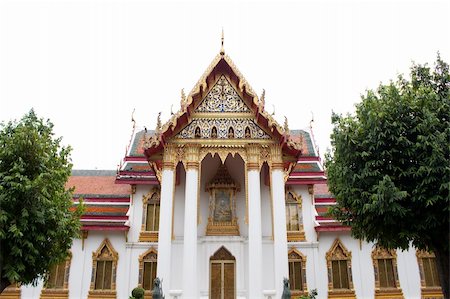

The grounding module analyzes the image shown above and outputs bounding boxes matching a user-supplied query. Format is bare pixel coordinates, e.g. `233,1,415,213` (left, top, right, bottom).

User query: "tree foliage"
325,55,449,296
0,110,82,293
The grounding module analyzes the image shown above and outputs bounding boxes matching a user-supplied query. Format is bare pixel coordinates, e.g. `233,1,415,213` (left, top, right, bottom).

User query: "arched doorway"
210,246,236,299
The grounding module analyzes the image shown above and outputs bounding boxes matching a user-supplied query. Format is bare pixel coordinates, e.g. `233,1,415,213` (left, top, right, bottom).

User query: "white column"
182,145,200,299
247,145,263,299
157,147,176,296
271,146,289,297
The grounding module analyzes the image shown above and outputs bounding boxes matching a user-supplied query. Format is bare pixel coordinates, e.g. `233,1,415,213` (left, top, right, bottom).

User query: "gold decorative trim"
40,289,69,299
371,246,403,298
138,231,159,242
138,247,157,292
286,188,306,242
416,250,443,299
139,187,160,242
374,288,404,299
328,290,357,299
326,239,355,297
87,290,117,299
40,253,72,298
287,231,306,242
420,289,444,299
205,164,240,236
192,112,253,119
88,239,118,297
0,285,21,299
171,138,275,145
288,248,308,294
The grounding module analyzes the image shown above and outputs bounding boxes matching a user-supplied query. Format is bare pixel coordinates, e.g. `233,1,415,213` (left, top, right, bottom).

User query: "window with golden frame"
288,249,307,296
285,188,305,242
326,239,355,299
40,253,71,299
88,239,118,299
416,250,443,299
371,246,403,299
138,247,158,296
139,187,161,242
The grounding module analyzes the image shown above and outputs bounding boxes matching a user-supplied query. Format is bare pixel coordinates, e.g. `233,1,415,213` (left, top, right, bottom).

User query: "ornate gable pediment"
196,75,251,113
175,74,271,140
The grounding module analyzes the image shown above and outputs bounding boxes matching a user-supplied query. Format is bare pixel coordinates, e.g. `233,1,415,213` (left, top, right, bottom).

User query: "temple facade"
1,48,443,299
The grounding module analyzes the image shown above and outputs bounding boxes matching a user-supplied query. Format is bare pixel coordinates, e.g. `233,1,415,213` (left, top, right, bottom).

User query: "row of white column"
156,162,288,298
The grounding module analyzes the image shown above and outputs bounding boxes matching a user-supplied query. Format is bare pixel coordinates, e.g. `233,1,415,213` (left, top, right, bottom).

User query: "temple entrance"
210,246,236,299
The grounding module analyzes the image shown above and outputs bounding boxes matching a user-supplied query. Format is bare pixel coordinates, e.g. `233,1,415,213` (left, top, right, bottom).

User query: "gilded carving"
326,239,355,298
196,75,250,113
206,164,240,236
184,144,200,169
371,246,403,298
270,144,284,170
175,118,270,139
246,144,261,170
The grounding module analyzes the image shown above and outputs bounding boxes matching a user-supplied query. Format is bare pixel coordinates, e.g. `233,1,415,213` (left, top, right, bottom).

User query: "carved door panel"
210,261,235,299
210,263,221,299
223,262,235,299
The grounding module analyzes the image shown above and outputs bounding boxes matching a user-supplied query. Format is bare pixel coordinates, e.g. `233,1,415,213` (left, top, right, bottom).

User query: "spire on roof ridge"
220,28,225,56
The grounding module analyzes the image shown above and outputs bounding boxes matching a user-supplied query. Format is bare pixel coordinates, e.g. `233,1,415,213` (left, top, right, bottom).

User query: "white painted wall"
19,165,427,299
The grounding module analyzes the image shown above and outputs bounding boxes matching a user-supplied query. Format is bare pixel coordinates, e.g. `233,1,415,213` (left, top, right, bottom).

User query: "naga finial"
220,28,225,56
259,89,265,110
156,112,162,133
284,116,290,135
180,88,187,109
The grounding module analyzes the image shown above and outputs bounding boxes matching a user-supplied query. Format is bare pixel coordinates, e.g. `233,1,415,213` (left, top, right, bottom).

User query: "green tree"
0,110,82,293
326,55,449,298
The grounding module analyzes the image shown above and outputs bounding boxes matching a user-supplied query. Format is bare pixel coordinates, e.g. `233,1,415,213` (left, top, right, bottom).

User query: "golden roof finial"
220,28,225,56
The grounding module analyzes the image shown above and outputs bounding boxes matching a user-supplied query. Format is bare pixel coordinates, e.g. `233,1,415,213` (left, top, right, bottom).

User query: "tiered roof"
68,170,131,231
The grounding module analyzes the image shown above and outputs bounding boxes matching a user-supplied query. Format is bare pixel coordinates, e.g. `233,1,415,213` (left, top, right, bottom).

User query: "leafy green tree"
0,110,82,293
326,55,449,298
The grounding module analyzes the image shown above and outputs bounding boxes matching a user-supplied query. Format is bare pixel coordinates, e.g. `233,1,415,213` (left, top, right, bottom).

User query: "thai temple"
0,41,443,299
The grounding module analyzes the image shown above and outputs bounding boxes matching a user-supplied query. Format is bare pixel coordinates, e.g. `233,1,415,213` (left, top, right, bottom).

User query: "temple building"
0,44,443,299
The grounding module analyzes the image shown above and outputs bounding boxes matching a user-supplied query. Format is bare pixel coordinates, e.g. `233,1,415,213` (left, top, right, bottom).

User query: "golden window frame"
371,246,403,298
326,239,356,299
40,253,72,299
139,187,161,242
87,239,118,299
287,248,308,296
285,188,306,242
138,247,158,297
416,250,444,299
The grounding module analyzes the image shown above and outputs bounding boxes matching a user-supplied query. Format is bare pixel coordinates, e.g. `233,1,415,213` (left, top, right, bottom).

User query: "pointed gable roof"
144,52,302,159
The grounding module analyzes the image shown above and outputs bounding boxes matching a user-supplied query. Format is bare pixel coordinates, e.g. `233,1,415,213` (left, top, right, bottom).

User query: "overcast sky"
1,0,449,170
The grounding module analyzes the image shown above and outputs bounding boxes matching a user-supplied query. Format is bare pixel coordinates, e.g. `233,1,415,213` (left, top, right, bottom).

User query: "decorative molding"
288,248,308,295
175,118,270,140
196,75,250,113
286,188,306,242
184,144,200,169
416,250,443,299
206,164,240,236
139,187,160,242
371,246,403,299
88,239,118,299
0,284,20,299
40,253,72,298
138,247,158,292
326,239,355,298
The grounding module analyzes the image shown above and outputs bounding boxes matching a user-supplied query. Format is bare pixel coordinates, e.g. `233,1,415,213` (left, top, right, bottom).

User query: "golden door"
210,260,235,299
210,246,236,299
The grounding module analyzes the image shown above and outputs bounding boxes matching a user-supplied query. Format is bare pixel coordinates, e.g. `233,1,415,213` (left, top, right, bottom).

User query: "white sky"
0,0,449,170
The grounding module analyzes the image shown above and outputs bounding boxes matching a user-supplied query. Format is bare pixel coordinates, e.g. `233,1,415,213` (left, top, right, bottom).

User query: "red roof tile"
67,176,130,195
